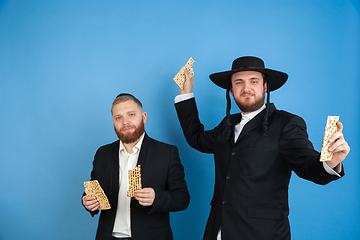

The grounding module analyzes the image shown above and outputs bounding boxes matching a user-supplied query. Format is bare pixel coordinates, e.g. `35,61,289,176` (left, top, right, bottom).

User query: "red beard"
114,120,145,144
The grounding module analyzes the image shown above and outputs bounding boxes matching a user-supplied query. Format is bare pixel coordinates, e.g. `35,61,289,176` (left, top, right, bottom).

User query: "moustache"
121,125,135,131
241,92,255,96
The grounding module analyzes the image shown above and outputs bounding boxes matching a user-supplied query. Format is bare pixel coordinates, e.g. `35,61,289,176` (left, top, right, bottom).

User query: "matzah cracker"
84,180,111,210
127,165,142,197
173,57,195,89
320,116,340,162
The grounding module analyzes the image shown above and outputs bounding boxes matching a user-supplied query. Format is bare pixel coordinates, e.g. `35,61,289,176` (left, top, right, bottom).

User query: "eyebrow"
233,76,260,81
113,110,137,117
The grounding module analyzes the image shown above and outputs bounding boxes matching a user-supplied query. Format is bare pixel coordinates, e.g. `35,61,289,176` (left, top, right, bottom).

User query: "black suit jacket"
83,133,190,240
175,98,343,240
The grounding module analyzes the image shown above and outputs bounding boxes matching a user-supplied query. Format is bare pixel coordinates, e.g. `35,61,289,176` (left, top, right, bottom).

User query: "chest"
214,124,284,178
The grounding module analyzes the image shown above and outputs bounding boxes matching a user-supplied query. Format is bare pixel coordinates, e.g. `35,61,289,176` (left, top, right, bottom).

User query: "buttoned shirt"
112,134,145,238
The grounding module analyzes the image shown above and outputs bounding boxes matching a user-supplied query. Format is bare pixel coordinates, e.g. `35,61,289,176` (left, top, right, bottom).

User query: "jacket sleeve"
149,145,190,214
175,97,218,153
81,146,105,217
279,114,344,185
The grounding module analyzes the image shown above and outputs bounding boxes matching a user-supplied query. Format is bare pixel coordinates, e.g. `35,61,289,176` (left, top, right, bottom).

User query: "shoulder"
144,134,177,150
272,107,305,122
273,109,298,120
96,140,119,155
271,108,308,132
142,134,180,162
217,113,241,126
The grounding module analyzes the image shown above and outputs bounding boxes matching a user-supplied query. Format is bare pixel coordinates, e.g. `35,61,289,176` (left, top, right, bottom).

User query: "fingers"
134,188,155,206
82,196,100,211
328,137,350,154
328,121,347,152
326,121,350,169
180,68,194,94
327,138,350,169
336,121,344,133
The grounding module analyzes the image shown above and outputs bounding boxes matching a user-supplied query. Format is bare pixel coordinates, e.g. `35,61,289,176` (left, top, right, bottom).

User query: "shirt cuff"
323,161,342,177
174,93,194,103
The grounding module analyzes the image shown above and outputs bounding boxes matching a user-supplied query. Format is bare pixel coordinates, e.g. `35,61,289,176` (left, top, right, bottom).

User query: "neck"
122,133,144,153
123,142,137,154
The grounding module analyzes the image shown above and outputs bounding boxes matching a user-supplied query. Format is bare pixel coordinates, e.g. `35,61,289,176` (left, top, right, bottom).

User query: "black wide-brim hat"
209,56,288,91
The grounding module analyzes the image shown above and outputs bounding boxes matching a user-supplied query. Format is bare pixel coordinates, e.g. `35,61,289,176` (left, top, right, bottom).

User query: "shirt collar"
119,133,145,154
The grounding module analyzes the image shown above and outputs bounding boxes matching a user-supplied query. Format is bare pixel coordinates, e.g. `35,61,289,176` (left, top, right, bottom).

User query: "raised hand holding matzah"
180,68,195,95
173,57,195,94
324,121,350,169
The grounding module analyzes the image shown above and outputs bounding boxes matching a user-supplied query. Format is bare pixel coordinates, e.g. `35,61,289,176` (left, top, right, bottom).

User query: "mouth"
121,126,135,132
241,93,254,98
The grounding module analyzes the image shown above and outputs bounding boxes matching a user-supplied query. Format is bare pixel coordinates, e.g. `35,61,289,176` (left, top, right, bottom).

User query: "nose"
122,116,130,125
242,81,251,92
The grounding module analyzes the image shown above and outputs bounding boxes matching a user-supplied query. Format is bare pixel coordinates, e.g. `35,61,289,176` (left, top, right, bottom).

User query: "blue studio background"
0,1,359,240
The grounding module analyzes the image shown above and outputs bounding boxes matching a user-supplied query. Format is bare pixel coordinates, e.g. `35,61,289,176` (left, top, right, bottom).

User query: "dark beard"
114,120,145,144
236,97,265,113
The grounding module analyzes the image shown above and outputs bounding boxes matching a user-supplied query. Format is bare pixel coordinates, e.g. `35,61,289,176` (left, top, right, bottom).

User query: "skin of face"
230,71,267,114
112,100,147,149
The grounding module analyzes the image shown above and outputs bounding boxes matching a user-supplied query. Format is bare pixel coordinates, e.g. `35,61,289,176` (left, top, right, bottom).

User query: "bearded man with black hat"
174,56,350,240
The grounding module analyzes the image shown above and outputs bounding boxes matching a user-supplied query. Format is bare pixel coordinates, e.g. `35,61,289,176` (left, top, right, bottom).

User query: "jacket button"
226,176,230,180
231,152,235,156
222,201,227,205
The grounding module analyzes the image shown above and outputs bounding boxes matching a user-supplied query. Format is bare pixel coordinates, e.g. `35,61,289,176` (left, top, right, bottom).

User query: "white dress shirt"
234,105,265,142
112,134,145,238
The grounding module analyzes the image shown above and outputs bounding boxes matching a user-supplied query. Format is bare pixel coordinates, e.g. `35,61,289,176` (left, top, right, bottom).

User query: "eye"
234,80,242,85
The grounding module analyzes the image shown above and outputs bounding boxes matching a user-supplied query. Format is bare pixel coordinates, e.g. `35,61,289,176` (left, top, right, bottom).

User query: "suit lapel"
110,140,120,206
235,103,276,144
130,133,149,207
230,113,242,146
137,133,149,172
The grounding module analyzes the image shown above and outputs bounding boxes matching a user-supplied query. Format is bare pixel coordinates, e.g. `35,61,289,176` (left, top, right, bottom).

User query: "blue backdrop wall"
0,1,359,239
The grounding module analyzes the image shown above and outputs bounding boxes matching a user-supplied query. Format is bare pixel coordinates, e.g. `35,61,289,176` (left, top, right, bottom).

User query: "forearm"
175,97,216,153
280,115,343,184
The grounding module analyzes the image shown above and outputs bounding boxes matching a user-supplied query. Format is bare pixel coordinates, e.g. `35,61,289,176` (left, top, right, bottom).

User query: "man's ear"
229,81,234,96
142,112,147,124
264,81,268,93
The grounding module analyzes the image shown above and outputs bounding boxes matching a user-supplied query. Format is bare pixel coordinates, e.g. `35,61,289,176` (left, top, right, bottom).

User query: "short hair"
111,93,143,114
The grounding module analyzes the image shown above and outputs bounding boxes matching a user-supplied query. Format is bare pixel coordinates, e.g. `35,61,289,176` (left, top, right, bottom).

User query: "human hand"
134,187,155,206
180,68,194,94
326,121,350,170
82,195,100,212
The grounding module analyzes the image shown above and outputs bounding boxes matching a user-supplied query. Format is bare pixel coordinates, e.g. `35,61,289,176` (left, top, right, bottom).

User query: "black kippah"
116,93,135,98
